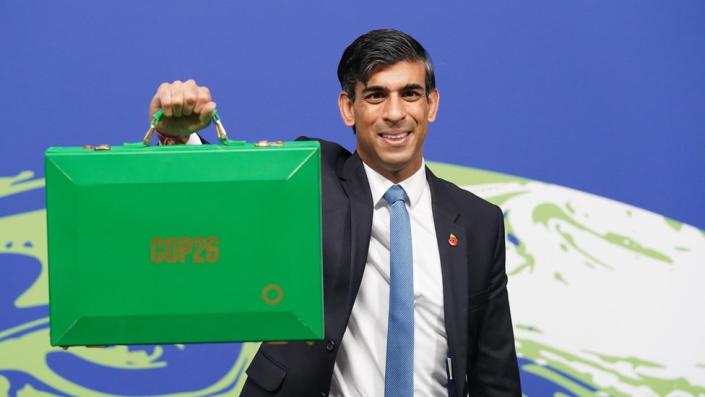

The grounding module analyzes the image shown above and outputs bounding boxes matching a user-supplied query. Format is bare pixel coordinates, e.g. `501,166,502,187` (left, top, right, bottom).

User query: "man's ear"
427,89,440,123
338,91,356,127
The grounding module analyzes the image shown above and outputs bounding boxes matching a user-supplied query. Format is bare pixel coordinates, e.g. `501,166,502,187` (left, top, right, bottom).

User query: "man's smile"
379,130,412,145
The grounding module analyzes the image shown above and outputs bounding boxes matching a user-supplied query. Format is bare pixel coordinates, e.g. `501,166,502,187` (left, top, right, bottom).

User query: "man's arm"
156,131,203,145
468,206,521,396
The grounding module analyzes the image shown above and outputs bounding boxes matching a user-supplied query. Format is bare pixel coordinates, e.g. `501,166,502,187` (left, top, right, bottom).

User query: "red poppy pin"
448,233,458,247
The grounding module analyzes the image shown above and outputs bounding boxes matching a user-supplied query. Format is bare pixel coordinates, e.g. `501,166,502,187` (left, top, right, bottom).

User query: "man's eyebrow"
401,83,425,91
361,85,388,94
361,83,425,94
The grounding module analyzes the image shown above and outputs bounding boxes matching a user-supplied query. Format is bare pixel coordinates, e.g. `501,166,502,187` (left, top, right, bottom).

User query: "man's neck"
358,157,423,184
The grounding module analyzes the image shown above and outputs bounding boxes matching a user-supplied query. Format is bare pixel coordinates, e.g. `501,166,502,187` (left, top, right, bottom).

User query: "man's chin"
379,156,422,175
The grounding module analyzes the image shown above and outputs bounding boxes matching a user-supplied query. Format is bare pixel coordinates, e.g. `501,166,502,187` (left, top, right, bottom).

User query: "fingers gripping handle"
142,109,228,145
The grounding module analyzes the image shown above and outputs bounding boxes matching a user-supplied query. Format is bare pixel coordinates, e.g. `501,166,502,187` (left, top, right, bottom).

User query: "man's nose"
383,95,406,123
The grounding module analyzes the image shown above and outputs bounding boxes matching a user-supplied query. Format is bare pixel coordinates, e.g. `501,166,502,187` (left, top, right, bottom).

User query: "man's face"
338,60,439,183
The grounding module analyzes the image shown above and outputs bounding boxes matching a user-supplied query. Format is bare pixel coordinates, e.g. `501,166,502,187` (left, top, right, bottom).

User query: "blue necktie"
383,185,414,396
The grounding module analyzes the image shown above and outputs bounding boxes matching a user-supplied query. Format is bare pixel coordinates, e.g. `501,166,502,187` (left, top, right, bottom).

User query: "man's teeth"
382,132,410,139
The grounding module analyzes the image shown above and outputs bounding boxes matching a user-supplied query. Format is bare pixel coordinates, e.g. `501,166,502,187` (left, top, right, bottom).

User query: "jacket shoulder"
429,170,503,224
296,136,351,176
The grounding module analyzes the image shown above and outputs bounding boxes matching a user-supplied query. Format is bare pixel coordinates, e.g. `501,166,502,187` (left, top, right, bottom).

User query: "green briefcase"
45,118,322,347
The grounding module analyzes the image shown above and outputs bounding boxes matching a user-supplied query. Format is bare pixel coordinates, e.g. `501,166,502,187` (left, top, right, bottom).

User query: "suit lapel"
339,153,373,310
427,167,469,394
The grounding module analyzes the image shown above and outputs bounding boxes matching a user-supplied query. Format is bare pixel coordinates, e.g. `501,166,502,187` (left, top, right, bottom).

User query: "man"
151,29,520,396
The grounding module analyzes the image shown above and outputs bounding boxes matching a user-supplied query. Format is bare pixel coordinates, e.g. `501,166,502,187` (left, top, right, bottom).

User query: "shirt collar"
362,159,427,210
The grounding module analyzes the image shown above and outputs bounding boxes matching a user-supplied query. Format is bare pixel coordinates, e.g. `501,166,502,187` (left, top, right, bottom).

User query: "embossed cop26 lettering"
150,237,220,264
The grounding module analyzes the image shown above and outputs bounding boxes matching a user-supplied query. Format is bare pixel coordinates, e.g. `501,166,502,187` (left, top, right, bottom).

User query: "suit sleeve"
467,206,521,396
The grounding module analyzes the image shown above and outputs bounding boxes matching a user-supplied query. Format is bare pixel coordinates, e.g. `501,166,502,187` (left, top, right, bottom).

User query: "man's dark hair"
337,29,436,101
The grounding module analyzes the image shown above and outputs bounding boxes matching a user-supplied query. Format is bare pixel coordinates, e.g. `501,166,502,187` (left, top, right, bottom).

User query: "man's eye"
365,93,385,103
402,91,422,100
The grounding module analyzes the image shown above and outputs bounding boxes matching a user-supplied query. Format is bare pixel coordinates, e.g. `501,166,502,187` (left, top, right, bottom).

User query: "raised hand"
149,79,216,137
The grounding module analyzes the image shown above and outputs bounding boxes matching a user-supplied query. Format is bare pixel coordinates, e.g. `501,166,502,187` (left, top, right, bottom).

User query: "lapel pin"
448,233,458,247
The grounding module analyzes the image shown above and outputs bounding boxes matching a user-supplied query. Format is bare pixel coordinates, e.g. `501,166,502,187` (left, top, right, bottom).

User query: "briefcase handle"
142,108,229,145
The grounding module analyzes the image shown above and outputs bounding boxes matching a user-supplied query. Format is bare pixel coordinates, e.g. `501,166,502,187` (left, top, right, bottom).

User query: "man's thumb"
199,102,217,126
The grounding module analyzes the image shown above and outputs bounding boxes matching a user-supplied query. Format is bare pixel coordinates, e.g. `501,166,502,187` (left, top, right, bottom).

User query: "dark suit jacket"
241,138,521,396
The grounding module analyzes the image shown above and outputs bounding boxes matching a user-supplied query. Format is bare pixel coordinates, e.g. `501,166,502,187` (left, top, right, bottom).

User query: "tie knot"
384,185,407,206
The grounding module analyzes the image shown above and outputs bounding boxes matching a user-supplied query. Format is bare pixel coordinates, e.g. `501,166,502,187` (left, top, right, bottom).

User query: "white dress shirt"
185,133,203,145
329,160,448,397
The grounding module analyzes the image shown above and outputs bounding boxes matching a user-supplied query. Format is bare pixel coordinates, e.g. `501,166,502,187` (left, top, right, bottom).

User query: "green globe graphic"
1,163,704,396
430,162,705,397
